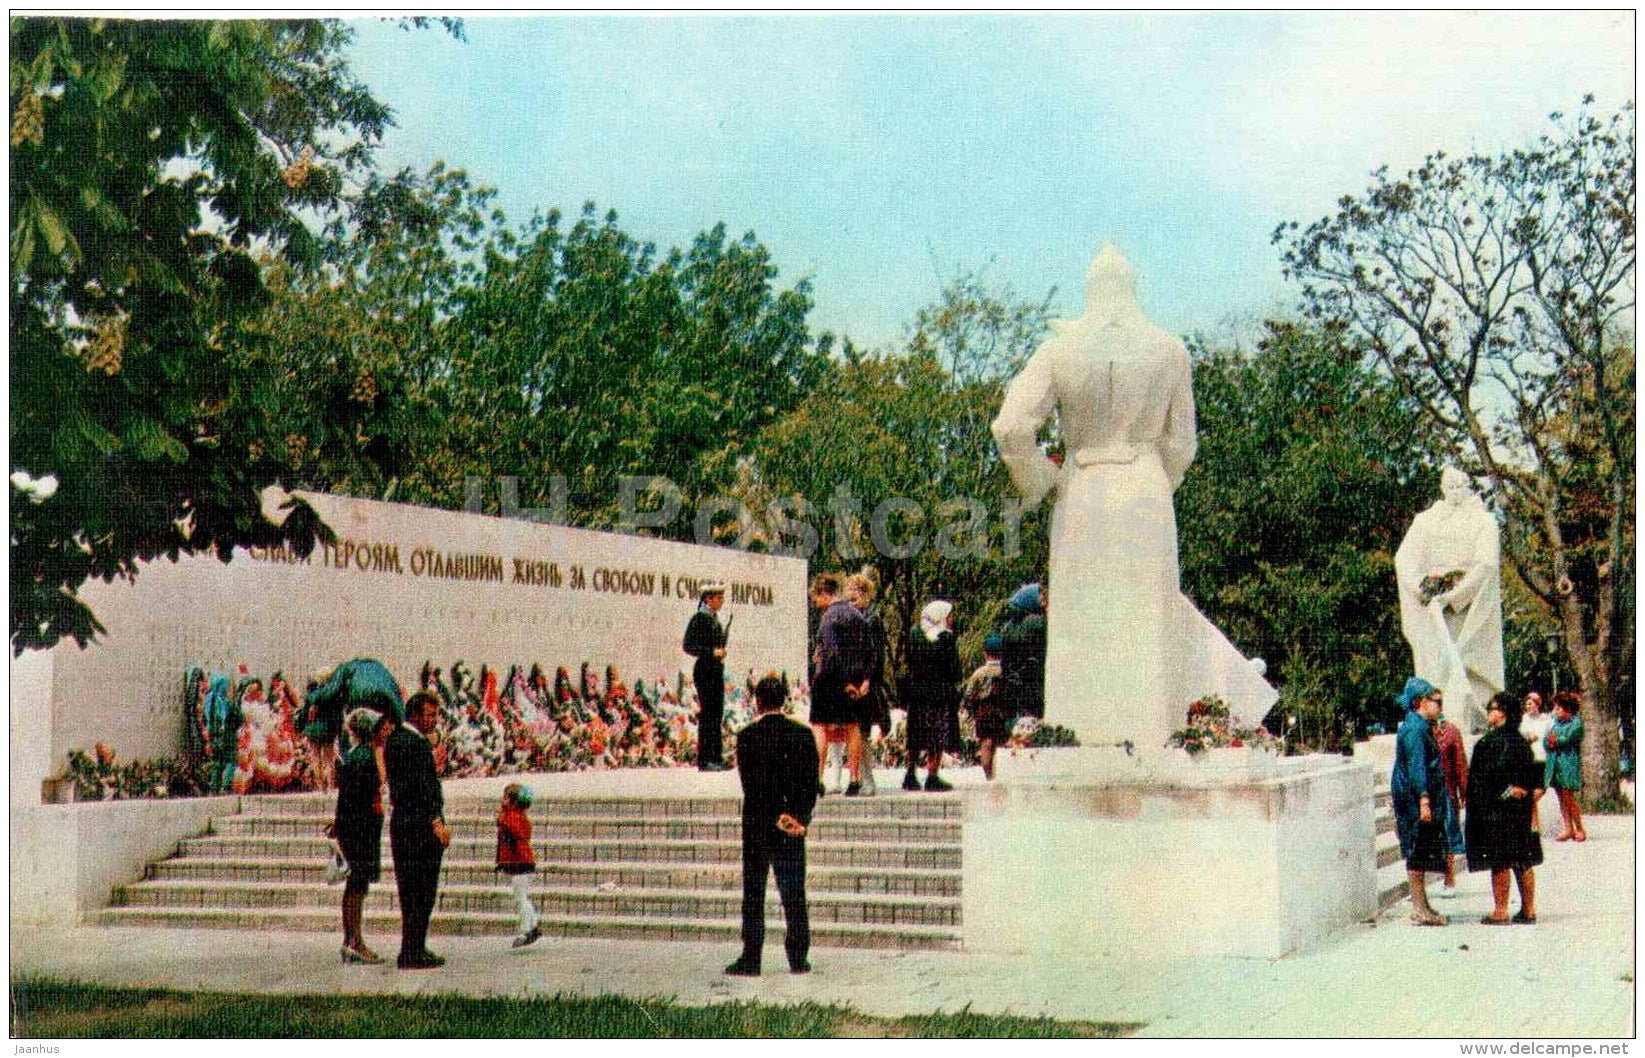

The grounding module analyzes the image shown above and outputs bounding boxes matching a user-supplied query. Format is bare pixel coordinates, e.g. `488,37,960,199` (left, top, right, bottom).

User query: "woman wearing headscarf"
202,673,239,793
1466,692,1542,925
1391,676,1450,926
330,706,393,963
903,600,962,792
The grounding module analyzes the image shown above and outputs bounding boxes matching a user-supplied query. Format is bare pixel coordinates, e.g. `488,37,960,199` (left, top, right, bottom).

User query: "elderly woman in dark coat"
903,600,961,793
1466,692,1543,925
1391,676,1450,926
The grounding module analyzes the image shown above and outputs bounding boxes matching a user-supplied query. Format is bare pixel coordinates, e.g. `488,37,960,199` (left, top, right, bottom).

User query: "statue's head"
1440,466,1474,506
1084,241,1139,309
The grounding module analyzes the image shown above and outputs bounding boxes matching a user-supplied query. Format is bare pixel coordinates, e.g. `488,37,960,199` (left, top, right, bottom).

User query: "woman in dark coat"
903,600,961,793
1466,692,1543,924
330,706,392,963
1391,676,1449,926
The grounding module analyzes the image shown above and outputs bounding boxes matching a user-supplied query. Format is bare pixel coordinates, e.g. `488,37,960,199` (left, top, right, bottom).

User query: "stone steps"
209,814,962,845
1373,785,1409,910
105,879,961,927
92,790,967,951
241,793,964,820
146,857,962,896
177,835,963,871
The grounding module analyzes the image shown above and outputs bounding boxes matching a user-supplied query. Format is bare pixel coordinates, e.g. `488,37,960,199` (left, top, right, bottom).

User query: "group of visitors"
784,572,1049,797
1391,676,1587,928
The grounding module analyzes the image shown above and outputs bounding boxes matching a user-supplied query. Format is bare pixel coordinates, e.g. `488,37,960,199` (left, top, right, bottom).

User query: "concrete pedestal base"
963,747,1376,959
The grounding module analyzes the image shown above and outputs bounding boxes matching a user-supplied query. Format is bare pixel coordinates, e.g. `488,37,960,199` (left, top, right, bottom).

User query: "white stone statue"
991,243,1276,750
1394,467,1505,732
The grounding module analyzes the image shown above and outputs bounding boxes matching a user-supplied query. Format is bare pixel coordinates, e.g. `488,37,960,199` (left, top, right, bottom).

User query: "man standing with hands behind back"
388,689,450,970
725,673,819,977
684,582,731,771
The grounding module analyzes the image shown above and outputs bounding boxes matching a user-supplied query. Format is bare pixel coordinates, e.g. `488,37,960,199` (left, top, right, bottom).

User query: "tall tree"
742,273,1053,666
245,163,500,504
9,17,458,651
1277,98,1635,798
1178,322,1445,744
437,205,825,526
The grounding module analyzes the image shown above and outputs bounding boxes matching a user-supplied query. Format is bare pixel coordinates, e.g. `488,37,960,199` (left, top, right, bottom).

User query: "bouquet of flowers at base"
1167,696,1279,755
1006,716,1081,748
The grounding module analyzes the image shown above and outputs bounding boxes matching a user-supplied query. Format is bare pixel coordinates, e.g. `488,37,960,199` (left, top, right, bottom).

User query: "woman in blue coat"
1391,676,1450,926
1545,691,1587,842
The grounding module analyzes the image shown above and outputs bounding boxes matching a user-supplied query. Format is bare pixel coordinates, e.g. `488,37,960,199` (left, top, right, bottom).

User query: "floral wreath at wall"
61,661,1081,800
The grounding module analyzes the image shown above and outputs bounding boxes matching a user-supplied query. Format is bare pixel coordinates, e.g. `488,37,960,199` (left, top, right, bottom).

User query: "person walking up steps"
496,782,542,948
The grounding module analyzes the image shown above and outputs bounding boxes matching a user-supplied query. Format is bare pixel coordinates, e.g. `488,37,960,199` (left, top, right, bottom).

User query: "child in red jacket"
496,783,540,948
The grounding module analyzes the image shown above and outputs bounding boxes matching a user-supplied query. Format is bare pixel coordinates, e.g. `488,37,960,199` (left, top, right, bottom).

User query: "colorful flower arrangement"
1167,695,1280,756
69,659,1087,799
152,659,792,793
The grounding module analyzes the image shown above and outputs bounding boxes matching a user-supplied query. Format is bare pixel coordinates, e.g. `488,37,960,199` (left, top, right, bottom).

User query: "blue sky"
345,12,1634,352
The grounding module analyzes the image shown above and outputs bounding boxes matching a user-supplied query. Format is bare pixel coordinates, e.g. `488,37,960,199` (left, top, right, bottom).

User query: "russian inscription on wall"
46,490,808,764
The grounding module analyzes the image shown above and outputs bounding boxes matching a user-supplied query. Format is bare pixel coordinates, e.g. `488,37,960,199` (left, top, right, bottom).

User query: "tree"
1277,98,1635,799
245,163,501,505
9,17,459,651
741,273,1053,668
1178,322,1445,745
433,205,825,526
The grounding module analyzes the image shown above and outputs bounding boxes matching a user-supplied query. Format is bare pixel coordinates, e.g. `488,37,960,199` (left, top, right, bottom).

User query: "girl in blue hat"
497,783,541,947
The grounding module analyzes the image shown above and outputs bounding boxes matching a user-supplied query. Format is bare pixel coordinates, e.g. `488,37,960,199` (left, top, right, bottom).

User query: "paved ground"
9,775,1633,1039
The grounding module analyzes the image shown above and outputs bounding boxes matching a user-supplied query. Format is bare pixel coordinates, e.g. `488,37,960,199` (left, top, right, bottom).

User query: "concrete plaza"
8,777,1633,1039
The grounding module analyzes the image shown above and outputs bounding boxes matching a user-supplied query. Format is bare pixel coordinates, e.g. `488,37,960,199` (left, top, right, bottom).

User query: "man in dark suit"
725,673,819,977
387,689,450,970
683,582,730,771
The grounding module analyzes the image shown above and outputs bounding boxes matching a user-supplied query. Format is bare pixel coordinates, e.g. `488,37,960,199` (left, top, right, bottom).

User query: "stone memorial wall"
38,489,809,768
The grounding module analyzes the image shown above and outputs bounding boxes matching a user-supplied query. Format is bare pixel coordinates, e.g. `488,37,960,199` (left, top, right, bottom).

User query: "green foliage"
1178,321,1445,741
1277,96,1635,790
8,17,456,651
241,162,501,502
389,204,827,524
737,272,1053,661
9,979,1135,1038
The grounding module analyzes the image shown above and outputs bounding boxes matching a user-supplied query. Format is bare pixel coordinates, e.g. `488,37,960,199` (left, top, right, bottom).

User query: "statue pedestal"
961,747,1376,959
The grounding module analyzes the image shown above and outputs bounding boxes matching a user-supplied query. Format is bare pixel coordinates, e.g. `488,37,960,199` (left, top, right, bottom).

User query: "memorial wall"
39,489,809,768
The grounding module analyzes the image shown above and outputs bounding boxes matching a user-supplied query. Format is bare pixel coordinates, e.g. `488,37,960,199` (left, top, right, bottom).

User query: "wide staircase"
89,791,965,951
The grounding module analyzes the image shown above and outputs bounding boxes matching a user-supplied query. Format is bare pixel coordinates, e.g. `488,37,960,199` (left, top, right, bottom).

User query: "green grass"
10,978,1137,1039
